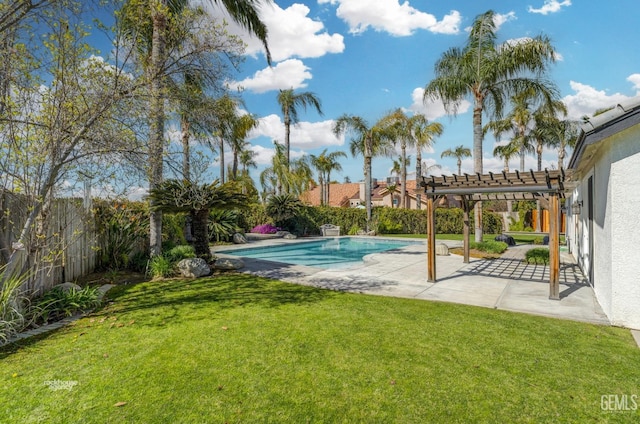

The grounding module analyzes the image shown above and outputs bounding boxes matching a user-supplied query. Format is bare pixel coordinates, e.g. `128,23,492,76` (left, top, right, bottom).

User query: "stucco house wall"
568,102,640,329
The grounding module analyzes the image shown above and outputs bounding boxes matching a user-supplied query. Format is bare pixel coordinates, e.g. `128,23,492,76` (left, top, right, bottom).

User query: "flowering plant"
251,224,279,234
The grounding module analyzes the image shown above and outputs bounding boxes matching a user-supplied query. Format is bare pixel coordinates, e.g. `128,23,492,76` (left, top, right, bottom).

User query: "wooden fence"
1,192,101,294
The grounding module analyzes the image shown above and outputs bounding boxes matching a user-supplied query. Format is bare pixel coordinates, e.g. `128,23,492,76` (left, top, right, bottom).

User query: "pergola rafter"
420,169,570,300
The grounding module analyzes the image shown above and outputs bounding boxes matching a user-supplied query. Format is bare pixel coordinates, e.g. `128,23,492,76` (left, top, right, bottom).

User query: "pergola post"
549,193,560,300
427,196,436,282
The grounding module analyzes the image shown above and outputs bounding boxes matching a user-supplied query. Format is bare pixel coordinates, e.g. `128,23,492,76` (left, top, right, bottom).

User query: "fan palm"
424,9,557,241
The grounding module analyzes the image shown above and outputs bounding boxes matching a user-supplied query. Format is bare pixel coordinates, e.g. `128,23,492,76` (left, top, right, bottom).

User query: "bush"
348,224,361,235
165,245,195,263
469,241,508,254
0,269,30,343
34,286,101,325
525,248,549,264
149,256,173,279
208,209,241,242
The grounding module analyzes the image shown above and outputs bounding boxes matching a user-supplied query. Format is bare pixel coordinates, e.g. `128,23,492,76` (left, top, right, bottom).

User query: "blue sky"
196,0,640,185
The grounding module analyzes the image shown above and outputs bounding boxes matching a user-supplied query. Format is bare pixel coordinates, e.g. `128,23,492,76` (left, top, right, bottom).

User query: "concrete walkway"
216,237,610,326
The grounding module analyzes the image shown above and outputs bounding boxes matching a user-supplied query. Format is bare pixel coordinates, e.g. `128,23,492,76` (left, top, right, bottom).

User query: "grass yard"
1,274,639,423
390,233,565,245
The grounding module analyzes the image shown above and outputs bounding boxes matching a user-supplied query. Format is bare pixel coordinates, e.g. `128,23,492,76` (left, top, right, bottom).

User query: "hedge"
239,204,503,236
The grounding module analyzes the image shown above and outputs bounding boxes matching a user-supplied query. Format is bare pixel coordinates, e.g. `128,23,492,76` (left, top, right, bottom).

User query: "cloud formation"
248,114,344,150
408,87,471,120
319,0,461,36
230,59,313,93
528,0,572,15
562,78,640,120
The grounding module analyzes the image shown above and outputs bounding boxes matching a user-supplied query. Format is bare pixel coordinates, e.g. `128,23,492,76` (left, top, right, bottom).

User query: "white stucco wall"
571,126,640,329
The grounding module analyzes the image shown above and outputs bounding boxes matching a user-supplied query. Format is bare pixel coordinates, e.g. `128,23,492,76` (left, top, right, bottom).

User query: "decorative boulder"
213,258,244,270
177,258,211,278
276,231,291,238
232,233,247,244
495,234,516,246
435,243,450,256
55,282,82,293
283,233,297,239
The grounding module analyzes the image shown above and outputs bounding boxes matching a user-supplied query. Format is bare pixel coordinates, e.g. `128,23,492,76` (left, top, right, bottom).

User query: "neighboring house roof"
568,97,640,170
300,183,360,207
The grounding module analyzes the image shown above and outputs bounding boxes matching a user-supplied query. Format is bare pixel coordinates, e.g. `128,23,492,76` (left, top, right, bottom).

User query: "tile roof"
300,183,360,207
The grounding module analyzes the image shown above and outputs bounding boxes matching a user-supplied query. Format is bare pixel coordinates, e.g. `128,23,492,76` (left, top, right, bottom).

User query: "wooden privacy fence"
1,191,101,294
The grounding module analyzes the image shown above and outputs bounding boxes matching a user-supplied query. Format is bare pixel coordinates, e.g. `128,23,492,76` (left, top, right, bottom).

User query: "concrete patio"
215,237,610,326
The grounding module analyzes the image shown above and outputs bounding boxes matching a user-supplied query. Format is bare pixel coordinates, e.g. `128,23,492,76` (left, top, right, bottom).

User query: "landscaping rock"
275,231,291,237
283,233,297,239
177,258,211,278
55,282,82,293
232,233,247,244
435,243,450,256
213,258,244,270
495,234,516,246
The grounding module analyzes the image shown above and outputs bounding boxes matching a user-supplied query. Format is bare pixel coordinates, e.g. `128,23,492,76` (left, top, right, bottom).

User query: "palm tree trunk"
415,150,422,209
473,100,483,243
231,147,239,180
181,114,190,181
219,135,225,183
457,158,462,176
191,208,211,260
537,142,543,172
365,135,373,231
149,2,167,257
318,174,324,206
401,146,407,208
325,171,331,205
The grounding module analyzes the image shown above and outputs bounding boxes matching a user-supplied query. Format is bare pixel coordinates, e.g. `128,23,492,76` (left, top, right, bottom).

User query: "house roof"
299,183,360,207
568,96,640,169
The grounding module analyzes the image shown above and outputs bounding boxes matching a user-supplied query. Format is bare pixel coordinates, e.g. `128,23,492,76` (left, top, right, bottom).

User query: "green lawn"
1,274,639,423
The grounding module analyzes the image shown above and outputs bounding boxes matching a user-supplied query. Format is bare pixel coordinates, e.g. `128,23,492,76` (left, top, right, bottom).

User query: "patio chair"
320,224,340,237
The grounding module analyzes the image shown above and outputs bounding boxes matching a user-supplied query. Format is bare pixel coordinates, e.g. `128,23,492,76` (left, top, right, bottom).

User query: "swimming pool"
218,237,422,269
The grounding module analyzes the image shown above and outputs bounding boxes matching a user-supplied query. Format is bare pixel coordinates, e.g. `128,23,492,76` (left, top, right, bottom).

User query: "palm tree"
547,118,579,170
148,179,247,259
277,88,323,175
493,143,519,172
441,145,471,176
386,183,398,208
424,9,557,242
531,100,568,171
411,114,443,208
378,109,414,208
310,149,346,206
333,115,393,230
260,141,313,198
120,0,272,256
229,114,259,180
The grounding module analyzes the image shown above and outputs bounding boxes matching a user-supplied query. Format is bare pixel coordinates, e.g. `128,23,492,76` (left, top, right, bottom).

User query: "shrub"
208,209,241,242
34,286,101,325
0,269,31,343
266,194,302,229
469,240,508,254
525,248,549,264
165,245,195,263
251,223,279,234
149,256,173,279
348,224,361,235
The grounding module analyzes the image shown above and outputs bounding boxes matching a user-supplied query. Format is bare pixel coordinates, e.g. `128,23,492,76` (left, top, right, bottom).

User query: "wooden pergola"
420,169,570,300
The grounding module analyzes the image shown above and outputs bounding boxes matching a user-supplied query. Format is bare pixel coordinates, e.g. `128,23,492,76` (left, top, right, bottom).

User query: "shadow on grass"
100,272,335,325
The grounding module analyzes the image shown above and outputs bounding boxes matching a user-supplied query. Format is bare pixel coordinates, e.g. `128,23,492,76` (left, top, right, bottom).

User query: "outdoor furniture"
320,224,340,237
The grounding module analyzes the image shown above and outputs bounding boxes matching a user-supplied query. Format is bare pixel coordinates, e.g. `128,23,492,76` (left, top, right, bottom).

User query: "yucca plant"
147,180,248,259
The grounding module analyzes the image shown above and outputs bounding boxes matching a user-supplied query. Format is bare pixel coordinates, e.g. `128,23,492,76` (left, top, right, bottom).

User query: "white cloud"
248,114,343,150
562,79,640,120
229,59,313,93
319,0,461,36
493,12,517,29
528,0,572,15
408,87,471,120
206,2,344,62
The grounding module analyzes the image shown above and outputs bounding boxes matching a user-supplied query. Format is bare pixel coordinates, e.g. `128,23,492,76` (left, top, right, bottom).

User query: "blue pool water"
218,237,422,269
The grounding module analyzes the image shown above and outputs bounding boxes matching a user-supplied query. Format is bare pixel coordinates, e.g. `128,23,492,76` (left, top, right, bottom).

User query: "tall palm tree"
379,109,414,208
412,114,443,208
333,115,393,230
210,94,241,183
277,88,323,174
310,149,346,206
531,100,568,171
441,145,471,176
229,114,259,180
424,9,557,242
547,118,579,170
120,0,272,256
493,142,520,213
